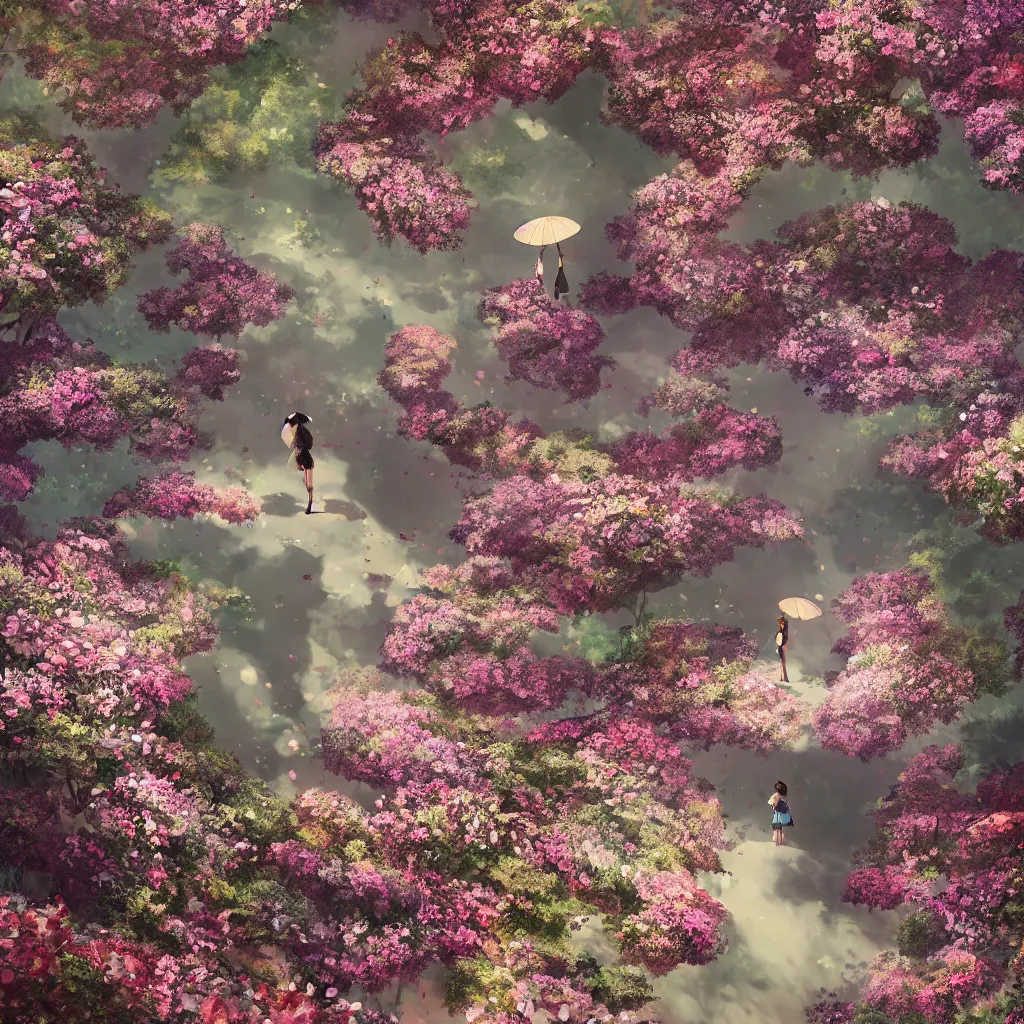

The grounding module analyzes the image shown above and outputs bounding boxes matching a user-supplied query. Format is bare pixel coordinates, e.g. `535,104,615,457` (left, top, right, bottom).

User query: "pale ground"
3,13,1024,1024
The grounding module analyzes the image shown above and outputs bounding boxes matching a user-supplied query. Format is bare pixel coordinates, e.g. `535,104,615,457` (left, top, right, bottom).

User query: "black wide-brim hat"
285,412,312,425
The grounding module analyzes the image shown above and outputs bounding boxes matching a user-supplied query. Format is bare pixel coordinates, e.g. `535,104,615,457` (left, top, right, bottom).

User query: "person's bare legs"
780,829,787,846
303,468,314,514
773,828,780,846
780,648,789,683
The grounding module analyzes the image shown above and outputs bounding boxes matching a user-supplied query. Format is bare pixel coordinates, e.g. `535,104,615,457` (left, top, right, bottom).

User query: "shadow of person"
260,492,303,517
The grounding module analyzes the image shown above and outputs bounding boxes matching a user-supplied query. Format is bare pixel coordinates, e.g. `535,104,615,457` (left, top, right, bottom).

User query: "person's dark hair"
777,615,788,629
294,423,313,451
774,780,788,797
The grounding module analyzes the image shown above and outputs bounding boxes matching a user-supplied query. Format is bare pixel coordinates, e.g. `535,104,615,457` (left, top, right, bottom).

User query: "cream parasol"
281,412,312,461
778,597,823,620
514,216,581,247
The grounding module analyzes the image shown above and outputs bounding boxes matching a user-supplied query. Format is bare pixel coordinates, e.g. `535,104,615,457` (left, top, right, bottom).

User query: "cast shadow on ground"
182,534,330,727
322,590,395,670
959,698,1024,768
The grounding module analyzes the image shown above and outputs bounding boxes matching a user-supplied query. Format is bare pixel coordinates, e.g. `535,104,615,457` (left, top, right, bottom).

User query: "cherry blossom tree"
477,279,614,401
0,317,246,508
826,744,1024,1023
103,468,262,524
138,222,294,340
0,118,173,335
15,0,296,130
812,568,1011,761
322,675,731,999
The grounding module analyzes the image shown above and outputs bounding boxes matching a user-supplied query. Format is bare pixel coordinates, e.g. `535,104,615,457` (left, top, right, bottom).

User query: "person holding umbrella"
516,216,580,301
775,597,824,683
775,615,790,683
282,412,315,514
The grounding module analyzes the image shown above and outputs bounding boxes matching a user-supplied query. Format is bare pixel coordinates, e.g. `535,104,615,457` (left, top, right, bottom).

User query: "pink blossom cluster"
608,404,782,483
18,0,296,129
450,474,802,614
0,895,392,1022
0,130,172,325
617,869,729,974
315,123,477,254
0,517,214,728
477,279,614,401
588,197,1024,416
103,469,262,524
837,743,1024,1022
0,317,244,503
883,383,1024,544
812,568,1002,761
138,222,294,339
320,680,733,987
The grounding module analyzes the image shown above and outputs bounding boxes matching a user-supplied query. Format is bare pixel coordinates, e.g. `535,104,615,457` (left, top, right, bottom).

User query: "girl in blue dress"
769,779,794,846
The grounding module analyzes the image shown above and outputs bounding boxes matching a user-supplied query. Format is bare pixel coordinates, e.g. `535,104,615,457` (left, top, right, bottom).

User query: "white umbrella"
778,597,823,620
513,216,581,247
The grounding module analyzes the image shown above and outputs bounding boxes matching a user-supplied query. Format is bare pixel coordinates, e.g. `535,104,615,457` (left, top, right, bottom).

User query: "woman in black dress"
553,242,569,301
284,412,315,514
776,615,789,683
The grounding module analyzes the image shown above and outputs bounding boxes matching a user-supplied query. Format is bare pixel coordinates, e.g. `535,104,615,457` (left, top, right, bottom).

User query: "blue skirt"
772,809,793,829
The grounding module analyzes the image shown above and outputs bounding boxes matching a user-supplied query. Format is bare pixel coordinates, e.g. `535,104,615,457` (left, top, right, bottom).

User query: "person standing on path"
283,412,315,514
769,780,794,846
776,615,789,683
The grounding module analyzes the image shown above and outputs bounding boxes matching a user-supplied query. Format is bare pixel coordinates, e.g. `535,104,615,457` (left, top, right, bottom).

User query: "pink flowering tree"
314,5,616,250
812,568,1011,762
0,120,173,335
103,468,262,524
15,0,296,130
315,121,478,254
321,675,730,1003
138,222,294,340
825,744,1024,1023
477,279,614,401
585,196,1024,415
0,318,248,512
0,515,546,1019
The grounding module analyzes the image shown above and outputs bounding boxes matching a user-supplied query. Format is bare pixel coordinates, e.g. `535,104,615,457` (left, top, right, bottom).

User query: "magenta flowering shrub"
451,474,801,614
861,948,1002,1024
103,469,262,524
882,384,1024,544
0,895,392,1023
377,582,595,714
477,279,614,401
321,677,732,993
0,126,172,327
174,344,241,402
835,743,1024,1022
812,568,1008,761
0,517,214,729
965,99,1024,192
617,869,729,974
0,317,245,503
590,196,1024,415
17,0,296,129
315,124,477,253
138,222,294,339
608,403,782,483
